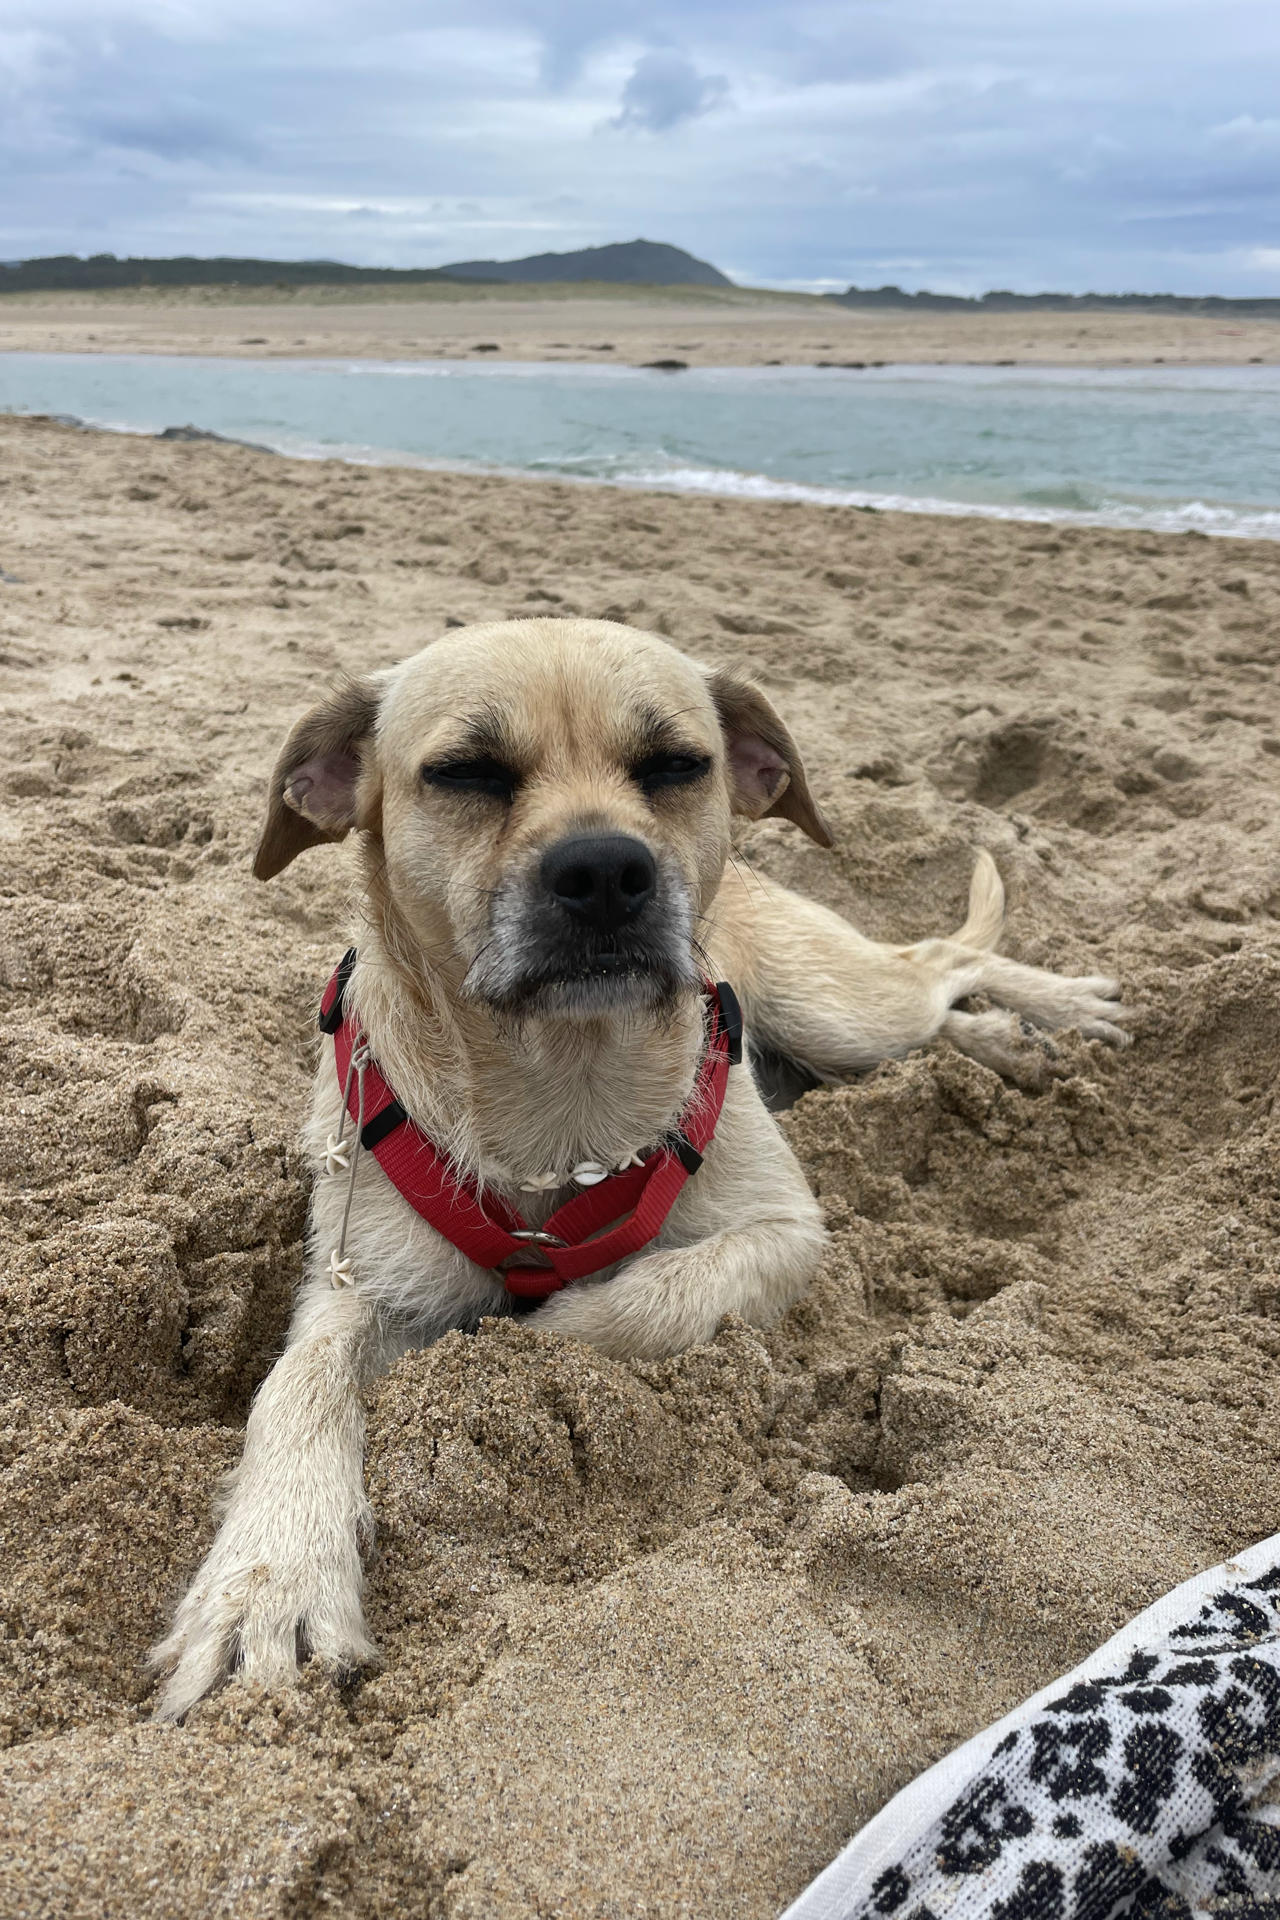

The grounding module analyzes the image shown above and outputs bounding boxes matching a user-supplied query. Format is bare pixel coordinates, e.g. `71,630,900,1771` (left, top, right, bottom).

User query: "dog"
152,618,1130,1718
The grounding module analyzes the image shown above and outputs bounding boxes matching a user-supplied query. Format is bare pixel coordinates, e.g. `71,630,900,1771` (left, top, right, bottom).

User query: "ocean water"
2,350,1279,539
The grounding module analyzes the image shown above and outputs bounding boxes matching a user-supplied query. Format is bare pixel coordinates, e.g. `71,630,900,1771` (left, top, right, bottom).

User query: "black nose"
541,833,657,934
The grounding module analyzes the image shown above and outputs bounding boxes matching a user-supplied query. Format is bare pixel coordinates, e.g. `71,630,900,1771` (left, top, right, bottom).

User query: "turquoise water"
2,351,1279,538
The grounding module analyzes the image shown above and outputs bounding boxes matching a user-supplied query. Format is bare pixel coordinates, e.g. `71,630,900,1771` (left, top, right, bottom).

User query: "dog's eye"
422,757,517,800
633,751,712,793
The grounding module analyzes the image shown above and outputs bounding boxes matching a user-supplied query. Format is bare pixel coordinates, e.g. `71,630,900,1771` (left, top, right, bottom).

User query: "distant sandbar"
1,280,1277,367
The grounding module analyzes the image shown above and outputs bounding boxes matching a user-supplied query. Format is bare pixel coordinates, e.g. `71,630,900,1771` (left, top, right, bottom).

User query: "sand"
2,281,1279,366
1,411,1278,1918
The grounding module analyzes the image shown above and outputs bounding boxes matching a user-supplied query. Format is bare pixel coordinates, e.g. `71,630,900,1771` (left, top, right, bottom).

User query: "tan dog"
152,618,1129,1718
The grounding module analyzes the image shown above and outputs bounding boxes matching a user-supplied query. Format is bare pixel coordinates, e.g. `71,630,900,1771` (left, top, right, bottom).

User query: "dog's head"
256,619,831,1018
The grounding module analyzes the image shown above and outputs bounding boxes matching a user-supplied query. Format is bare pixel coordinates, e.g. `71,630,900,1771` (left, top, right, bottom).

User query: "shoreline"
2,284,1279,368
5,388,1278,543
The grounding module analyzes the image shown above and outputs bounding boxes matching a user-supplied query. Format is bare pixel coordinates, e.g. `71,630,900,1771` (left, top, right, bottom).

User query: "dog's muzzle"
464,831,697,1015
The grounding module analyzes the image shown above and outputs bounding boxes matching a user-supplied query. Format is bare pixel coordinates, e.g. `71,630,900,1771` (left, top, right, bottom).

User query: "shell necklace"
518,1149,648,1194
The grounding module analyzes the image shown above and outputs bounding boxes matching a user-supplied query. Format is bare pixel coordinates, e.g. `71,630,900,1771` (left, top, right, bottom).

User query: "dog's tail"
955,848,1005,951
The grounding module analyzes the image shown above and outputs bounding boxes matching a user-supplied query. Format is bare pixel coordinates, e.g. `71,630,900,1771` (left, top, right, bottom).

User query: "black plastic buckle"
318,947,358,1034
361,1099,408,1150
714,980,743,1066
671,1134,704,1176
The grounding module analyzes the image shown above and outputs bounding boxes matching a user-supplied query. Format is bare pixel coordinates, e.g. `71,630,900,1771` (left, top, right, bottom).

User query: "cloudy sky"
2,0,1279,293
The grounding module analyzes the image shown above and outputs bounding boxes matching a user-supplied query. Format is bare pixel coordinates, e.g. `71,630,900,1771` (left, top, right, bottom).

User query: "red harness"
318,951,742,1304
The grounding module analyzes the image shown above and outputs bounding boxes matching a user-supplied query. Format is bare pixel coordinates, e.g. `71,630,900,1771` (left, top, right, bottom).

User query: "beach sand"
2,281,1279,366
1,412,1278,1917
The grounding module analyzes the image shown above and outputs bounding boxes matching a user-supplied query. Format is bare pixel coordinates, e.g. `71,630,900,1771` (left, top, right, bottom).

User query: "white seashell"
328,1249,354,1289
614,1150,646,1172
324,1133,351,1177
519,1170,563,1193
571,1160,609,1187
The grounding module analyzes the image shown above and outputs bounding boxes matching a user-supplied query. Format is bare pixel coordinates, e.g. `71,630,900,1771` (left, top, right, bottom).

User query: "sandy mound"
1,415,1278,1917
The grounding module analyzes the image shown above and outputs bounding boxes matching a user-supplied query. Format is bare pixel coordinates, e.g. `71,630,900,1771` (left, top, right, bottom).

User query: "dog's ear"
253,675,384,880
705,668,834,847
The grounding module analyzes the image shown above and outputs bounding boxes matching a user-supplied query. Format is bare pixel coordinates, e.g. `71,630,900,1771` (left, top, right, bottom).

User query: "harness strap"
318,947,357,1034
322,956,737,1302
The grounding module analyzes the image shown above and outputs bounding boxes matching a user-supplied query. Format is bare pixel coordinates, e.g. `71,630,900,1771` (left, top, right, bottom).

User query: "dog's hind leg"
710,849,1130,1088
899,851,1132,1058
711,851,998,1080
935,1006,1057,1087
964,951,1131,1045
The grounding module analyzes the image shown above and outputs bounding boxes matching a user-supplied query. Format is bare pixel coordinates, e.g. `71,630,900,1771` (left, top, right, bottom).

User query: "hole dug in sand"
1,415,1278,1919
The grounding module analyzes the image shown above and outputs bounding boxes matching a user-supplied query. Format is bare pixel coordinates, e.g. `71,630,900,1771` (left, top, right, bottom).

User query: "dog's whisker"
728,849,769,900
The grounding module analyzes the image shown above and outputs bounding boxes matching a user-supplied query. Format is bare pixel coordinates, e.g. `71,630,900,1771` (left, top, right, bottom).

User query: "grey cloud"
609,52,730,132
85,111,255,164
1,0,1278,293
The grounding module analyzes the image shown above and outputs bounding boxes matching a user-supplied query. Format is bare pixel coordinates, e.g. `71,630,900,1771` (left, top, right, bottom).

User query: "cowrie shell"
570,1161,609,1187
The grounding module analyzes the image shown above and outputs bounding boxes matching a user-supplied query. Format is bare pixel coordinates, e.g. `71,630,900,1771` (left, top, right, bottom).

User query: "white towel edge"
779,1531,1280,1920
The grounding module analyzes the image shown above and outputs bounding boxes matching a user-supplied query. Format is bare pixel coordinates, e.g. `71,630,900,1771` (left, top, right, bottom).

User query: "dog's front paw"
150,1534,376,1722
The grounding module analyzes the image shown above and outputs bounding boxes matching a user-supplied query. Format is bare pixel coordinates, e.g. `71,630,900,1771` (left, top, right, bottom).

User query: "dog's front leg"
151,1283,398,1721
531,1073,825,1362
531,1215,824,1363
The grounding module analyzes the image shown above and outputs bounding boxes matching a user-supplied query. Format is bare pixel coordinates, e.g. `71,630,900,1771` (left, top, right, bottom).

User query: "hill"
437,239,732,287
0,241,733,296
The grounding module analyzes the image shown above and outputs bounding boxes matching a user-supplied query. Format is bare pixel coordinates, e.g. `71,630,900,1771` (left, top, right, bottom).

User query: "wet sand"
1,413,1278,1916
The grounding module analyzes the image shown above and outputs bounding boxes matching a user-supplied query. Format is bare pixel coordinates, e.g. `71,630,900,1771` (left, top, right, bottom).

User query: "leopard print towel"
784,1534,1280,1920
